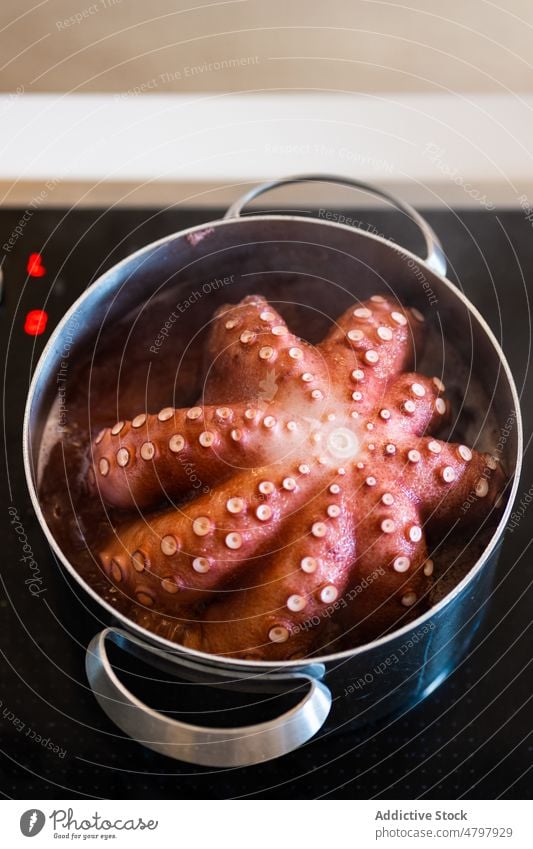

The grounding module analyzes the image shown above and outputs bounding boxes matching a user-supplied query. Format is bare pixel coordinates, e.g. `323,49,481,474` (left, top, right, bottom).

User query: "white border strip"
6,800,532,846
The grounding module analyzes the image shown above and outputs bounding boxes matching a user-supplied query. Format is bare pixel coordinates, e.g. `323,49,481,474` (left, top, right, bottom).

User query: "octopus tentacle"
378,372,449,437
98,463,330,616
318,296,426,413
354,480,429,585
403,440,506,527
202,294,329,407
182,489,357,660
340,500,430,645
90,402,312,510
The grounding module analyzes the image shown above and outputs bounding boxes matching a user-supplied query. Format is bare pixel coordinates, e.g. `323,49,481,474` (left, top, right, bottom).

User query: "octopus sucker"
88,294,506,660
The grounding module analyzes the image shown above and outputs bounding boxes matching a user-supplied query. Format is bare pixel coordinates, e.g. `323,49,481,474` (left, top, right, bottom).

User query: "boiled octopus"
88,294,505,660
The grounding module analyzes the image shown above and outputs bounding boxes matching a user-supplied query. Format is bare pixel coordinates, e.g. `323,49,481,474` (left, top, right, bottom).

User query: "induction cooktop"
1,204,531,799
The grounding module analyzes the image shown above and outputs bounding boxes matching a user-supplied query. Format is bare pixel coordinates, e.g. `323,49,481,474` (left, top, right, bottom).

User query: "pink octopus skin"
89,294,505,660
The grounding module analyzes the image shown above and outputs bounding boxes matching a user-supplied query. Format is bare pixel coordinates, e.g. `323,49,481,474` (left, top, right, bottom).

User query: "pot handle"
86,628,332,767
224,173,447,278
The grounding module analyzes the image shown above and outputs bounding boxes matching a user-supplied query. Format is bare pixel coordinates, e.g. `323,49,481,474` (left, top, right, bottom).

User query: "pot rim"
22,212,524,673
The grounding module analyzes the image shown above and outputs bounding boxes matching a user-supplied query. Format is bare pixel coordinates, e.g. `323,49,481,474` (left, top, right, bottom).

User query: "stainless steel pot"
23,174,522,768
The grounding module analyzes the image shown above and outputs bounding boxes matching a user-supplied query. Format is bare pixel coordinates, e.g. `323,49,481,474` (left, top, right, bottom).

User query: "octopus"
88,294,505,661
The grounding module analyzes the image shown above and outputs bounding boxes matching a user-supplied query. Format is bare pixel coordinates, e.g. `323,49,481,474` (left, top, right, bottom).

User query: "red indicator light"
27,252,46,277
24,309,48,336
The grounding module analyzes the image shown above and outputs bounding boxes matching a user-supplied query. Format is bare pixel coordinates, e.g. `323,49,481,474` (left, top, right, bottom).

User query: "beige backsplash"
1,0,531,94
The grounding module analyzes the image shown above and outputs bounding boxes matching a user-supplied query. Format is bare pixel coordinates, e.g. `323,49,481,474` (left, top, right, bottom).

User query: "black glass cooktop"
1,205,531,799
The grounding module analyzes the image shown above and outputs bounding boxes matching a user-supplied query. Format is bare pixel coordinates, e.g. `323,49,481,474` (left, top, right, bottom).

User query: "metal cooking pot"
23,174,522,768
